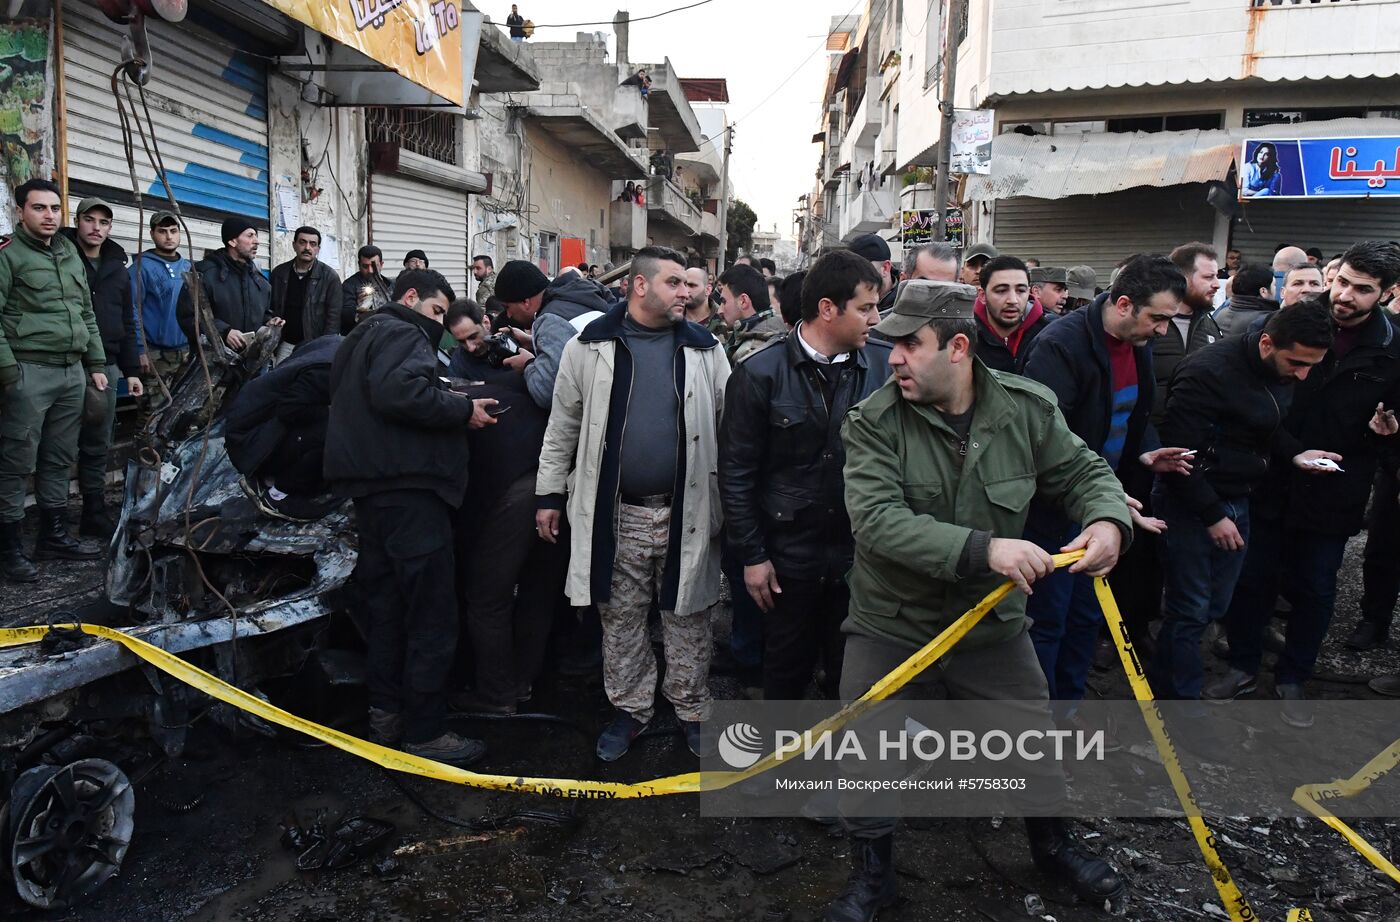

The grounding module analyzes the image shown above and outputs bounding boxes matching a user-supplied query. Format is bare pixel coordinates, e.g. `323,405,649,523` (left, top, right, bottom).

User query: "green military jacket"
841,360,1131,651
0,225,105,385
727,310,787,363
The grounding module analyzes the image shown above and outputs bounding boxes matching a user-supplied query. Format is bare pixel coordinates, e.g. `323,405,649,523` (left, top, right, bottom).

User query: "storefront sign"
950,109,993,176
1240,137,1400,199
901,208,963,249
265,0,465,106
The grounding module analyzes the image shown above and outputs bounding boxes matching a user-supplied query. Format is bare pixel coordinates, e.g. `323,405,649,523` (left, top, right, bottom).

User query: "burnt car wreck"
0,293,356,910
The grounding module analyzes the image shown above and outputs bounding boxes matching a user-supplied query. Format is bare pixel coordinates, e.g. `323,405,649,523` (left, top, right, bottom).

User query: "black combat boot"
80,492,116,540
0,520,38,583
33,507,102,561
824,834,898,922
1025,817,1126,904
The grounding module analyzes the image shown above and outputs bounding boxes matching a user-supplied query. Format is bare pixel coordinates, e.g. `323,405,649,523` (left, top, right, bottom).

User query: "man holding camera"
445,301,566,713
325,270,498,766
495,261,613,409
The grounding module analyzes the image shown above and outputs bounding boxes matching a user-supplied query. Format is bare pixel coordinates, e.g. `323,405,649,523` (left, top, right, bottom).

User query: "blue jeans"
1151,487,1251,699
1025,520,1103,710
1225,522,1349,685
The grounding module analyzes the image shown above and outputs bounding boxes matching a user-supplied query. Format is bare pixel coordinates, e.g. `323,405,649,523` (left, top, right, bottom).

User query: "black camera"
481,329,522,368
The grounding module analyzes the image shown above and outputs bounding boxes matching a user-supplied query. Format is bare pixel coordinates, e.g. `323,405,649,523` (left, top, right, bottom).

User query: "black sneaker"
596,712,648,762
682,720,716,758
404,731,487,767
367,707,401,746
1203,669,1257,702
1277,683,1314,729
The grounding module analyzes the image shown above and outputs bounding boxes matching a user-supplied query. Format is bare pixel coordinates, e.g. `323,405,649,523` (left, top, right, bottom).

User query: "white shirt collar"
795,322,850,365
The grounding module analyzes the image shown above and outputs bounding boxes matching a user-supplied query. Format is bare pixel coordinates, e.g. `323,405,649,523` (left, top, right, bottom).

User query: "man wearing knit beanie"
489,259,550,366
176,215,279,351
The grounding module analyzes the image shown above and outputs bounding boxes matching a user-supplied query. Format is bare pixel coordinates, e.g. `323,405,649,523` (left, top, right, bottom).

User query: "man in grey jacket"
498,261,614,409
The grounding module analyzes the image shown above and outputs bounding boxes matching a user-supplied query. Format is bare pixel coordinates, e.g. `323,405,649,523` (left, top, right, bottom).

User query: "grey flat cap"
1066,265,1097,300
962,242,999,263
1030,267,1069,286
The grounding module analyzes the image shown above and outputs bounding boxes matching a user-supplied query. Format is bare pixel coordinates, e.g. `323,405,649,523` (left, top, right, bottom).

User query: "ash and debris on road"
4,535,1399,922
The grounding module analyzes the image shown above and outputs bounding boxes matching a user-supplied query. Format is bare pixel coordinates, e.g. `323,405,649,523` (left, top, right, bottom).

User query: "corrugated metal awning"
967,118,1400,202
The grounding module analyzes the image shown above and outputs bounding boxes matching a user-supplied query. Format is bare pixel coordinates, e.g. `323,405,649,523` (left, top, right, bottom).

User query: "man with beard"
1211,243,1400,727
973,255,1051,373
535,246,730,761
825,280,1130,920
1153,302,1336,703
684,265,723,335
132,211,190,407
1152,242,1222,421
1019,255,1192,712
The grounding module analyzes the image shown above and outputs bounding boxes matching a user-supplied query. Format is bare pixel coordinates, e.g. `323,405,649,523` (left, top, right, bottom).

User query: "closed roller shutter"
63,2,270,225
370,173,469,295
102,201,269,274
992,185,1218,282
1232,199,1400,267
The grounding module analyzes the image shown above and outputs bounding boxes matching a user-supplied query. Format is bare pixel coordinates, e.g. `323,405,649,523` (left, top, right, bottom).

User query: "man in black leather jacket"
718,249,891,700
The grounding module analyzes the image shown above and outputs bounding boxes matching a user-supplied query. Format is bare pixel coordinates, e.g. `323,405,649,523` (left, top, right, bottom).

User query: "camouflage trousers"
597,501,713,723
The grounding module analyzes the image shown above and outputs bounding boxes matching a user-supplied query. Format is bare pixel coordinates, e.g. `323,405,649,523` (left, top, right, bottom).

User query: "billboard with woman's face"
1241,138,1400,199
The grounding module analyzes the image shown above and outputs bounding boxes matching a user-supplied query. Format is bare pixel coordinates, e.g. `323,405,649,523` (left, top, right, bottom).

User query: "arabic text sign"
901,209,963,249
950,109,993,176
1240,137,1400,199
266,0,464,107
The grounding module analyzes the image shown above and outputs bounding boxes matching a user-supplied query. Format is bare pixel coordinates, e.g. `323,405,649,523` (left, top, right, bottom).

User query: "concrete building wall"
524,121,612,271
266,71,367,277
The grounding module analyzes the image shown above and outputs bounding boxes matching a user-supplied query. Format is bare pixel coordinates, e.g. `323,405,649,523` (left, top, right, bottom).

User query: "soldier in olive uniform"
823,281,1130,922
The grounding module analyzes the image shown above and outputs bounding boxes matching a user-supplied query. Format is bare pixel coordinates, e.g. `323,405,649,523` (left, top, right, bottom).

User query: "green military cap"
1067,265,1096,300
75,196,113,219
1030,266,1068,286
873,280,978,339
962,242,998,263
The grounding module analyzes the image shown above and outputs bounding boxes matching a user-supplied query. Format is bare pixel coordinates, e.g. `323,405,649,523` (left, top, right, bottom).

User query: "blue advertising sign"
1240,138,1400,199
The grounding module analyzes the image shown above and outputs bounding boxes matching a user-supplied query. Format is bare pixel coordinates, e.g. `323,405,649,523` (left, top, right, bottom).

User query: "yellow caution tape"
1093,578,1265,922
5,553,1387,919
1293,740,1400,885
0,553,1079,799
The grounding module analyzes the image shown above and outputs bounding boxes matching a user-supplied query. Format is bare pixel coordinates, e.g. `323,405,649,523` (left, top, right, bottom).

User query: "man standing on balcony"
848,233,898,316
506,4,526,42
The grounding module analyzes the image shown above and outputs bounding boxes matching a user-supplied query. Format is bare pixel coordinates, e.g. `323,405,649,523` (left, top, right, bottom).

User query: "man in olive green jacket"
0,180,109,582
822,280,1130,922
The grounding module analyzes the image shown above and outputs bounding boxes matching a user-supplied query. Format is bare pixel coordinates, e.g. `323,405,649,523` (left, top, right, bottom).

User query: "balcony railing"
1252,0,1374,5
646,176,703,234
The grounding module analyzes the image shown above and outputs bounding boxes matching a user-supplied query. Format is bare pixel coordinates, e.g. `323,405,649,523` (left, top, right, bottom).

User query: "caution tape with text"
2,552,1395,919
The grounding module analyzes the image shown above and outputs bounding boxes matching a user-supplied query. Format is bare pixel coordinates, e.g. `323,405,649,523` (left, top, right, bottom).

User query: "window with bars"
366,107,460,166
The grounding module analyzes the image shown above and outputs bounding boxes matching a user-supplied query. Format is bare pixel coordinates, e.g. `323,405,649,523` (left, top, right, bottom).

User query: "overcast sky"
515,0,851,238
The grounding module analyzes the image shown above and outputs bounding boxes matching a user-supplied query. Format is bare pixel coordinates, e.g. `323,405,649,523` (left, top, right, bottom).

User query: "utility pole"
933,0,961,241
716,124,733,270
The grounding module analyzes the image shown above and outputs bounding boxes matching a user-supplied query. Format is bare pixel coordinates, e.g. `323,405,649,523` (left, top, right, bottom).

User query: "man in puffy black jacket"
1153,302,1334,702
1215,243,1400,722
176,216,280,352
324,269,497,767
60,198,144,539
719,249,891,700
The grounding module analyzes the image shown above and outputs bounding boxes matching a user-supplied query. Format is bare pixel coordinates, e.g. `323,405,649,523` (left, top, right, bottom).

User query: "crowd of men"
5,173,1400,920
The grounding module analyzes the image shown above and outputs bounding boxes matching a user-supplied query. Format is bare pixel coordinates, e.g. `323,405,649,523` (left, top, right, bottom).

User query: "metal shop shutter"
1232,199,1400,268
992,185,1219,282
370,173,469,296
63,2,270,225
